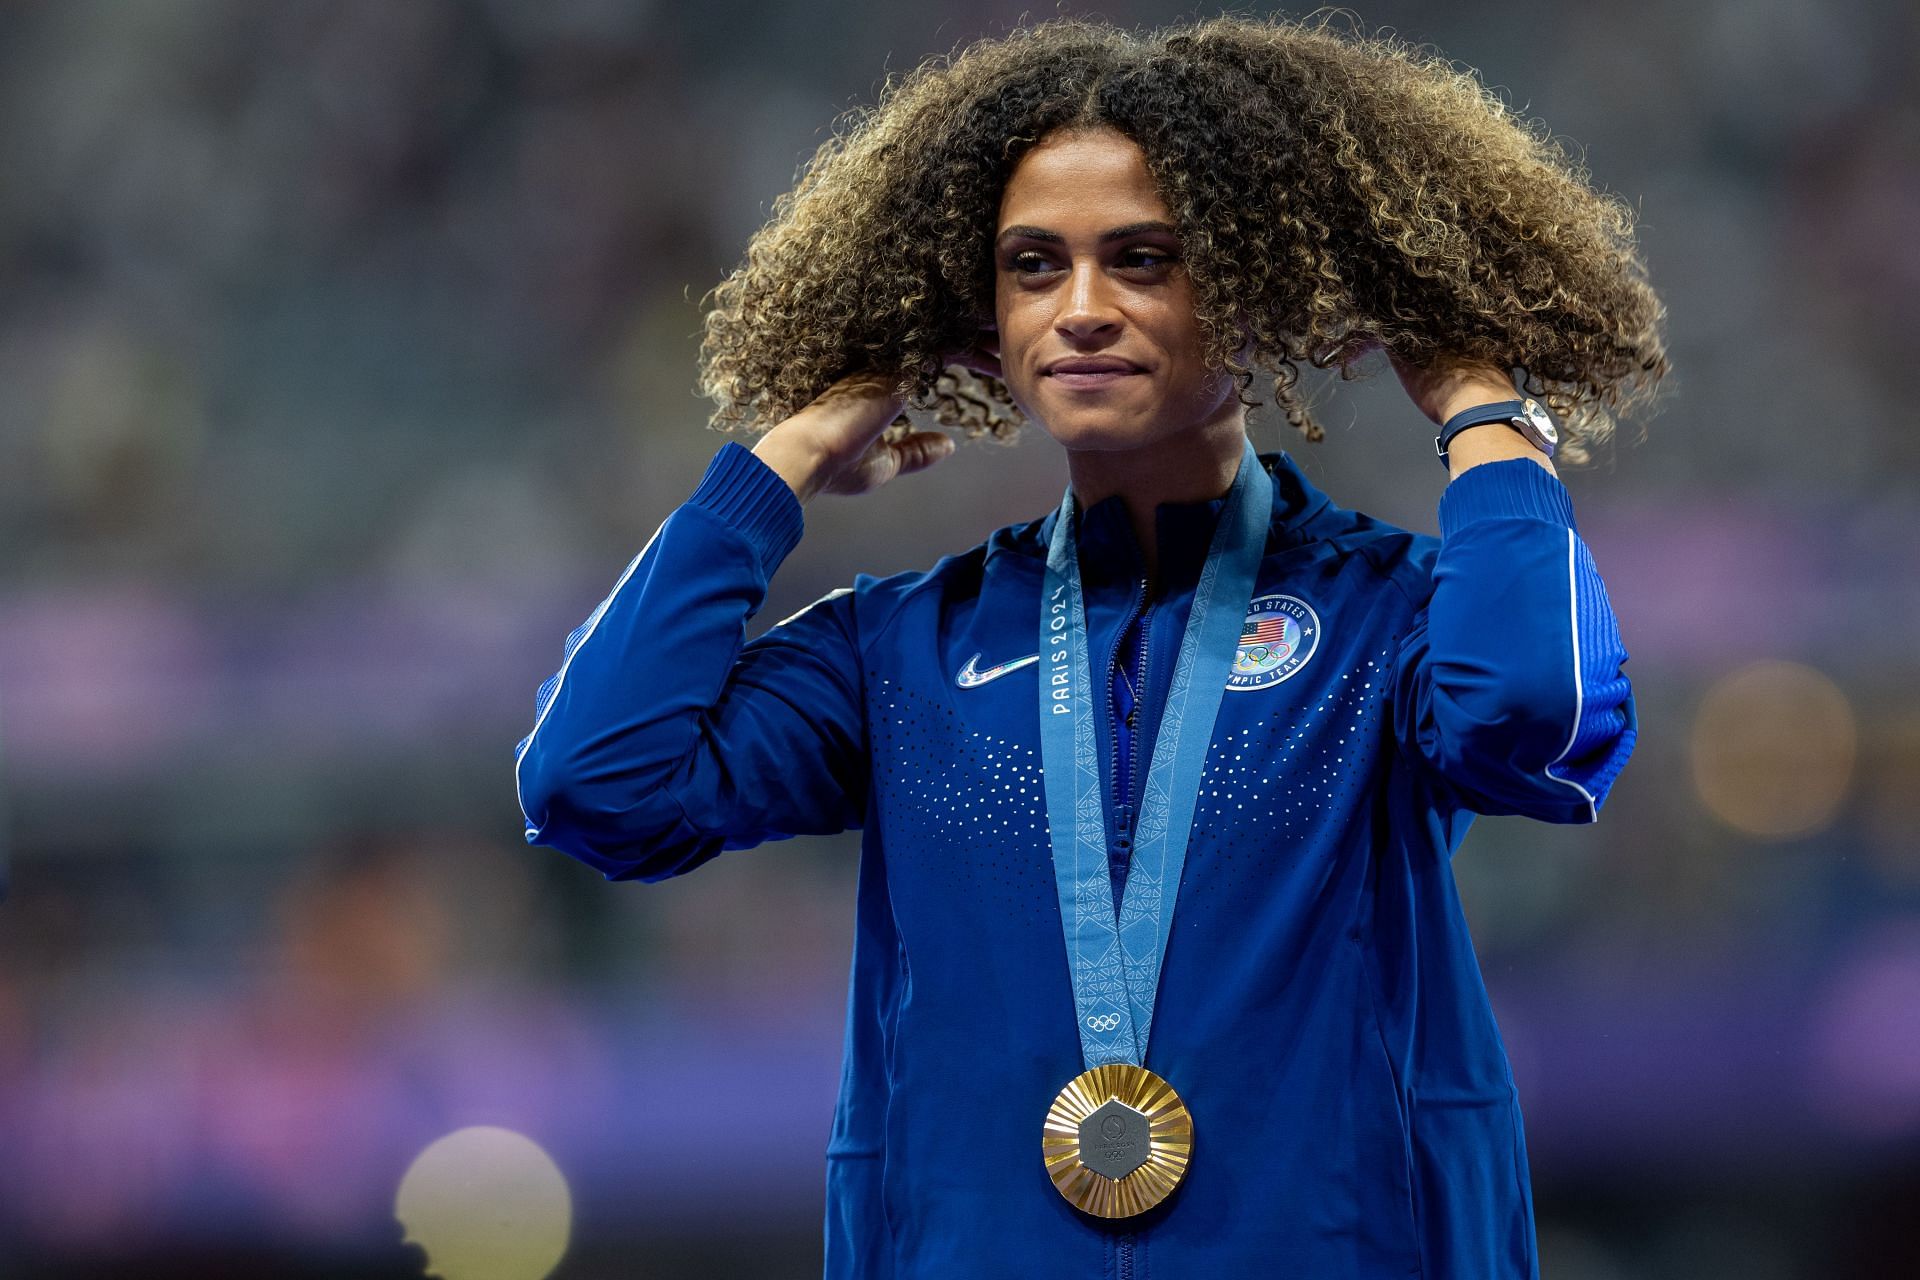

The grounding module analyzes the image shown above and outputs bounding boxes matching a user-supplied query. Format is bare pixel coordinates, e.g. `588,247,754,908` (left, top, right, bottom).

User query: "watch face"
1521,398,1560,446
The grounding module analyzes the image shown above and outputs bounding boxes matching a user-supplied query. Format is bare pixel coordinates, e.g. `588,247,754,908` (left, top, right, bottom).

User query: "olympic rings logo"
1085,1013,1124,1033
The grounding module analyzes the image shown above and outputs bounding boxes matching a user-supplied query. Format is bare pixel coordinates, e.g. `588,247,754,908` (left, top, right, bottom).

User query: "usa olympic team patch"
1226,593,1321,691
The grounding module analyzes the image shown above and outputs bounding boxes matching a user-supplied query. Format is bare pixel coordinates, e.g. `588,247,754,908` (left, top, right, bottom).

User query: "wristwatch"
1434,397,1559,470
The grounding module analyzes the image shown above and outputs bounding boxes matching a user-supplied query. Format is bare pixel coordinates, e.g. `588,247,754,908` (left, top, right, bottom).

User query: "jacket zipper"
1110,573,1150,1280
1110,574,1151,813
1128,580,1153,809
1106,575,1150,919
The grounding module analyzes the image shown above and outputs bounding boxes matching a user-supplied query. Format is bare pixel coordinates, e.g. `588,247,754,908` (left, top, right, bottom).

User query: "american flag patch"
1226,594,1321,691
1240,616,1292,648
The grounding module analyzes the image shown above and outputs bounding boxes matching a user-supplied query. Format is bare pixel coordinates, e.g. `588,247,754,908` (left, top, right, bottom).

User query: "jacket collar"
1028,450,1335,591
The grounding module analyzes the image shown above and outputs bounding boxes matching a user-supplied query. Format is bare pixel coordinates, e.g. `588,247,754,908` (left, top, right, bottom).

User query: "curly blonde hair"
696,11,1669,464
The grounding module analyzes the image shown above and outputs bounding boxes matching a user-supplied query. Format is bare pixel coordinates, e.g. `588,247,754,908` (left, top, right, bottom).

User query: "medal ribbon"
1038,434,1272,1069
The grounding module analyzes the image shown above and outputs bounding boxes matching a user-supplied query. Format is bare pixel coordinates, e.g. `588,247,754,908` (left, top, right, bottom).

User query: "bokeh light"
1689,659,1856,839
395,1127,571,1280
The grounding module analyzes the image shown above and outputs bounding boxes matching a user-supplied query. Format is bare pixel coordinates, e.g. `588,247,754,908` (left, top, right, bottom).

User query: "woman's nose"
1055,260,1122,337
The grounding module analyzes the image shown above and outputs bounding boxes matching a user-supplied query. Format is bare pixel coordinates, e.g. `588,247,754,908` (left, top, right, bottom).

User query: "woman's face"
992,125,1240,452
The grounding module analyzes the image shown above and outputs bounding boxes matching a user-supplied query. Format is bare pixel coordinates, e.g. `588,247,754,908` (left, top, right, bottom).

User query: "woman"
516,13,1666,1279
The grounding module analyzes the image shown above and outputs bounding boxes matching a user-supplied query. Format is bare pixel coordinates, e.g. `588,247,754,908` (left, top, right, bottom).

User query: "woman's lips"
1047,369,1143,390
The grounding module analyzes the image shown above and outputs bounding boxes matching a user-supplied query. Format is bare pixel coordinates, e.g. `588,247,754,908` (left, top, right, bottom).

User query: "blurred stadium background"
1,1,1916,1277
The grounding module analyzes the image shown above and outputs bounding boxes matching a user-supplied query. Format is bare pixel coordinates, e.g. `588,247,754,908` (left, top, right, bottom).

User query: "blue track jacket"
516,439,1636,1279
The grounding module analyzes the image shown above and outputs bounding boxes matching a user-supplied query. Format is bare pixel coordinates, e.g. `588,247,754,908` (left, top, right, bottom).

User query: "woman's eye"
1004,247,1176,275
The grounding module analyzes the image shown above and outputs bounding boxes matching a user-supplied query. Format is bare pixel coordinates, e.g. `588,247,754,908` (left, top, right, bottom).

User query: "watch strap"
1435,398,1556,470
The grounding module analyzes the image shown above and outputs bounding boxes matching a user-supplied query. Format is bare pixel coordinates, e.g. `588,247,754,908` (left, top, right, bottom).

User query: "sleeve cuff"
686,440,806,570
1438,457,1578,537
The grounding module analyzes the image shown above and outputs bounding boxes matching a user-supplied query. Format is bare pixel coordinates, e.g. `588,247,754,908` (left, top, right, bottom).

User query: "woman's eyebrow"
994,220,1179,247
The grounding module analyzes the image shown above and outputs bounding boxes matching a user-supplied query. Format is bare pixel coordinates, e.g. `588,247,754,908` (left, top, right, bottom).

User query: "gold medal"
1041,1063,1193,1218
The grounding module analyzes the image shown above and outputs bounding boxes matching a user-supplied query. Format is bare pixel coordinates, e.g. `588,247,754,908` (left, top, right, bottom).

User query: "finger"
892,431,955,476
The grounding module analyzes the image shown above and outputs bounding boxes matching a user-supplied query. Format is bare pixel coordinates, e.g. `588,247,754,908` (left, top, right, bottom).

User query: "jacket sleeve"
1390,457,1637,824
514,440,868,881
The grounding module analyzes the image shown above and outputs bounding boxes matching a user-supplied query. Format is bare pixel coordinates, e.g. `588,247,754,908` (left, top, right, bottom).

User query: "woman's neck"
1064,413,1249,593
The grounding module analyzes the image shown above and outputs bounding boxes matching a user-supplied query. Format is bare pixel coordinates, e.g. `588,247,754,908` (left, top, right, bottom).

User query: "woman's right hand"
751,324,1000,503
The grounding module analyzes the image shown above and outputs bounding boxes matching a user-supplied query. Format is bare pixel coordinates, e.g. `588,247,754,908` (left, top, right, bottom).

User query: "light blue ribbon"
1038,434,1272,1069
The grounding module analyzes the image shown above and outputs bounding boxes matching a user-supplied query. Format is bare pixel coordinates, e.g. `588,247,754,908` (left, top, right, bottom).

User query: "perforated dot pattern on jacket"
868,675,1055,923
1185,645,1397,897
864,644,1399,914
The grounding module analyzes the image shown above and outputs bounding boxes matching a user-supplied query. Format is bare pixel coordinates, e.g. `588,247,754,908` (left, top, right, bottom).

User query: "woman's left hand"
1386,351,1519,427
1387,349,1557,477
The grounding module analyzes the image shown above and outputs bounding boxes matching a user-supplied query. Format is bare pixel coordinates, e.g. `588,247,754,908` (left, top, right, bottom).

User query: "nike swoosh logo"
955,651,1041,688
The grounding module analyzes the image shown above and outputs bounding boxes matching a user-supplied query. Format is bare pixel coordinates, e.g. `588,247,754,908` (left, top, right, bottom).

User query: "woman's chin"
1032,414,1162,452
